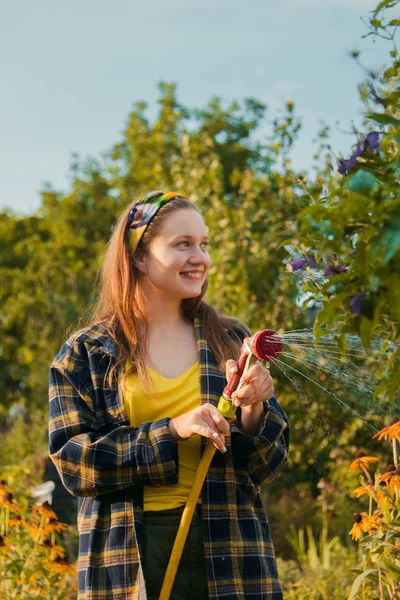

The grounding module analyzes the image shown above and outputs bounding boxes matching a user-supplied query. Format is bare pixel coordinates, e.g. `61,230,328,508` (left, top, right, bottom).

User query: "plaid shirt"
49,318,289,599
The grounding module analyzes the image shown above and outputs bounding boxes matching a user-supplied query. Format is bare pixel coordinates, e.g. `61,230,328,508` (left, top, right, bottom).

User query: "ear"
132,252,147,274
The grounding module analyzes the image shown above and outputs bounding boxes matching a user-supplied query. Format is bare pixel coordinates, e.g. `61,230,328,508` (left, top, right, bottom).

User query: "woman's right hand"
168,404,230,453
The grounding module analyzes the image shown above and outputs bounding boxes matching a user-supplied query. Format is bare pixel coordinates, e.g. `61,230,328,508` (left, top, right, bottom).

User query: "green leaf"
382,497,392,523
384,67,398,80
313,306,328,339
367,112,400,126
378,542,400,552
360,317,374,350
374,0,398,14
380,557,400,579
389,19,400,26
348,569,378,599
347,170,379,195
337,333,347,356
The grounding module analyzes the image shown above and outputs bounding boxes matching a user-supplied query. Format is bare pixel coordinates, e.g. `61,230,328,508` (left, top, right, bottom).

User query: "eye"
177,241,190,247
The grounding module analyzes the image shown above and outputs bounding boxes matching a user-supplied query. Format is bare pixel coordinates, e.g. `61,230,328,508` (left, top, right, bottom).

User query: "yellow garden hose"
158,397,236,600
158,440,216,600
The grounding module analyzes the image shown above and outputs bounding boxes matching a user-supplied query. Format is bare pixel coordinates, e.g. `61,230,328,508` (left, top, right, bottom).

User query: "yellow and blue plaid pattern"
48,318,289,599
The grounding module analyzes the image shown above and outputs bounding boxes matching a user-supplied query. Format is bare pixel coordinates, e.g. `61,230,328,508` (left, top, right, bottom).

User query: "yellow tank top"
122,360,202,511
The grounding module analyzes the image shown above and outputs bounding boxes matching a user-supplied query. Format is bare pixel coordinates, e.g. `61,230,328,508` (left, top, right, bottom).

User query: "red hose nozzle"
248,329,284,361
223,329,283,398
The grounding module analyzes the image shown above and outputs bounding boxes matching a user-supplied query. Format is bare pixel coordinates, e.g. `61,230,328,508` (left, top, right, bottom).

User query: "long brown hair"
78,195,247,387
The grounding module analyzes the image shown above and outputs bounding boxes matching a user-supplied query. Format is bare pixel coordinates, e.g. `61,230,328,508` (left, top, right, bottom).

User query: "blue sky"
0,0,393,214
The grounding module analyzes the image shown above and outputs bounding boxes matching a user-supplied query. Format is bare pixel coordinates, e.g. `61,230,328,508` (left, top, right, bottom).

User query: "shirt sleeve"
226,320,290,486
230,395,289,487
48,355,179,498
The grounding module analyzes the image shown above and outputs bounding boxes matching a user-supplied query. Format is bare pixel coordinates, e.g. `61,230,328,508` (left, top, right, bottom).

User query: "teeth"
181,272,202,278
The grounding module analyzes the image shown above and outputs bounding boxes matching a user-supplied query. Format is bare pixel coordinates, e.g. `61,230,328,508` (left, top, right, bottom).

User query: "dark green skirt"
141,505,208,600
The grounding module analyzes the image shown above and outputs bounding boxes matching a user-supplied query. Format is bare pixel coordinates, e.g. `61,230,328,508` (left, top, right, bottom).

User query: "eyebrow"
170,234,209,241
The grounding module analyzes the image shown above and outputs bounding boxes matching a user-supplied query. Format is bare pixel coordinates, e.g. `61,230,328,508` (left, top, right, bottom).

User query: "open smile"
180,271,204,280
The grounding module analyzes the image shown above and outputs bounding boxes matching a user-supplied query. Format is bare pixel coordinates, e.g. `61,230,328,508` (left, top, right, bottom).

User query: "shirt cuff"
230,397,288,459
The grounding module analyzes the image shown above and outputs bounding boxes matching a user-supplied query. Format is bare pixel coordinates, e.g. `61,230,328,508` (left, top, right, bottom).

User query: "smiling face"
135,207,211,301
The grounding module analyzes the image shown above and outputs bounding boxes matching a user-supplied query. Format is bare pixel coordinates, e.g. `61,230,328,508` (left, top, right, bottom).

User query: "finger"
192,423,227,453
234,381,262,400
203,413,228,446
235,383,274,406
203,411,228,448
234,391,258,407
239,370,272,395
240,361,263,384
225,359,238,381
210,411,230,434
204,403,230,433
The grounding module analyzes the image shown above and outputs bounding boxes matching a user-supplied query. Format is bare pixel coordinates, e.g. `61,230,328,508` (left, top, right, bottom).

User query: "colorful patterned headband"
127,190,189,254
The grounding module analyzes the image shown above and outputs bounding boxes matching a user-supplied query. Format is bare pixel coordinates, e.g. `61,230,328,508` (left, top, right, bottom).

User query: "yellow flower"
9,516,28,528
362,514,383,534
29,572,39,585
387,474,400,495
42,518,68,536
373,418,400,442
349,451,379,471
25,523,41,540
376,489,393,509
0,479,11,494
379,473,394,484
32,502,58,520
47,544,66,560
0,534,9,555
349,513,364,541
353,485,373,498
0,489,20,510
43,556,77,576
349,511,383,541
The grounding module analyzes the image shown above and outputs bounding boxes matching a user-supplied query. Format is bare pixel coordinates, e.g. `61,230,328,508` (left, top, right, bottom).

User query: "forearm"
240,401,265,436
231,396,290,486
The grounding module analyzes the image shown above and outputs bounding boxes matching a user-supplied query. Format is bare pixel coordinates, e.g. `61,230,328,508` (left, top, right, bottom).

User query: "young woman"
48,191,290,600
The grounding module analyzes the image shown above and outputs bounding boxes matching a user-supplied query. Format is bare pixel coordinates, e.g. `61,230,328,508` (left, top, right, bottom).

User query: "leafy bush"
286,1,400,402
277,525,358,599
0,481,77,599
346,420,400,599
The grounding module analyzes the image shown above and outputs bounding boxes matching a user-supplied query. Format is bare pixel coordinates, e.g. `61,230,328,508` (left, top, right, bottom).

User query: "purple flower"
324,264,348,277
304,255,317,269
289,258,306,271
350,293,366,315
337,132,381,174
338,159,352,175
288,255,317,271
364,131,380,150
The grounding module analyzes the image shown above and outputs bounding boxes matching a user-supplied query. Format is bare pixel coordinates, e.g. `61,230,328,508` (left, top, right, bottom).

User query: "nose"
188,244,210,266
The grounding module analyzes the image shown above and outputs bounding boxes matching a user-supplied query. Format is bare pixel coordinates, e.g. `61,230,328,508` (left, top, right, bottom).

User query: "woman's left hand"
225,359,274,409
